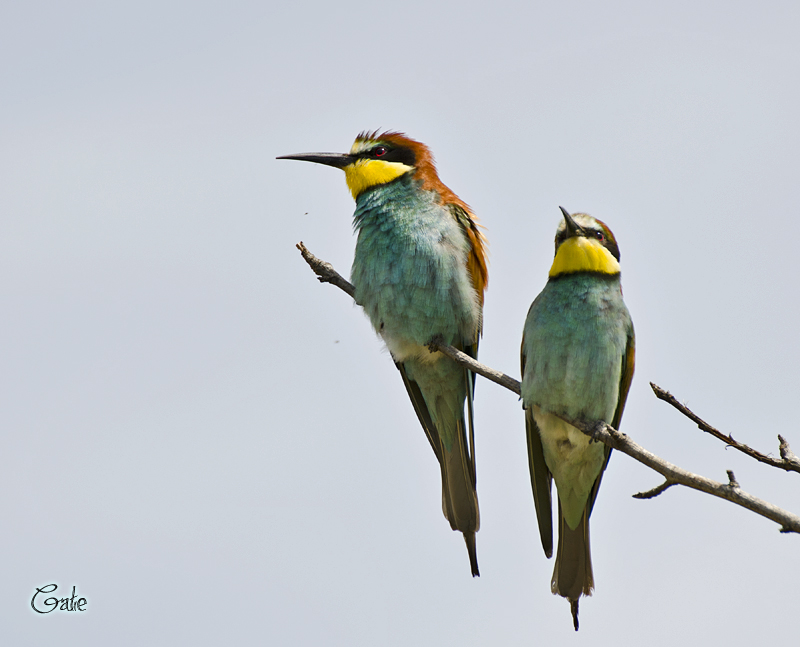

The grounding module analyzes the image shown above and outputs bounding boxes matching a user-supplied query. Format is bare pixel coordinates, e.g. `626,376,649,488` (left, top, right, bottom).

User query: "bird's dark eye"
595,231,606,242
373,146,387,157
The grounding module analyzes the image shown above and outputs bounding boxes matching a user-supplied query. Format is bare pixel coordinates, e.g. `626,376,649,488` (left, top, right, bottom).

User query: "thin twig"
554,416,800,534
428,335,522,396
633,480,677,499
650,383,800,475
296,241,358,302
297,242,800,535
780,435,800,465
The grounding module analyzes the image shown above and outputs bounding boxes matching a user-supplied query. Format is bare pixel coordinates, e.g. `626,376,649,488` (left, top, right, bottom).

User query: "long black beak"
276,152,355,169
559,206,585,237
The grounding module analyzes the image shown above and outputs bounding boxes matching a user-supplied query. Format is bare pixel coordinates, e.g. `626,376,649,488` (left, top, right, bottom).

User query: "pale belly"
533,406,606,530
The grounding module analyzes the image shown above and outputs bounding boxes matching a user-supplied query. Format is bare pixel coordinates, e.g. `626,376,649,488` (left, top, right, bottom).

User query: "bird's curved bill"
276,152,355,168
559,206,585,237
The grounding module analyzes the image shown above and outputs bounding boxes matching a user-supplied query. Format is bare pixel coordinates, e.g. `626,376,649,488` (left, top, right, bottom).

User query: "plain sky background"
2,1,799,644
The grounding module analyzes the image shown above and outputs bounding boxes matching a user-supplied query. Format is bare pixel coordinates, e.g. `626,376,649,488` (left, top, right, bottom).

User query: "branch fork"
298,242,800,535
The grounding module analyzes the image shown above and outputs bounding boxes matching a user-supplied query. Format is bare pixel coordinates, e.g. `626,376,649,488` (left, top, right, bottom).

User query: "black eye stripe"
356,144,417,167
357,145,391,159
554,219,620,261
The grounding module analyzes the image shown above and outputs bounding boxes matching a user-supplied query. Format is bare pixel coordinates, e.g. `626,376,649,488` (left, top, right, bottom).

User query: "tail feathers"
439,417,480,576
570,599,580,631
396,359,479,576
463,532,480,577
552,503,593,629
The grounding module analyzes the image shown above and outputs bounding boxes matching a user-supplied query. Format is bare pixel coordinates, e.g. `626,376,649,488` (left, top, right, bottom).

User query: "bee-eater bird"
278,131,488,576
520,208,634,630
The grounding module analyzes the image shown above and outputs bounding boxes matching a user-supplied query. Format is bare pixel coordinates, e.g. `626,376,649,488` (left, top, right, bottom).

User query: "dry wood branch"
650,382,800,475
633,480,677,499
780,435,800,465
427,335,522,396
553,417,800,534
296,242,358,302
298,243,800,535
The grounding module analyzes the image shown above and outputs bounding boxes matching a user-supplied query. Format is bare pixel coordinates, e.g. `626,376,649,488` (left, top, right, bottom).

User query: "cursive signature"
31,584,88,614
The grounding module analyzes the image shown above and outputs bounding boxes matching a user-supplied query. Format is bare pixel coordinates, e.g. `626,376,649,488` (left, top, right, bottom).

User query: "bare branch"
298,243,800,535
780,435,800,465
554,416,800,534
650,382,800,475
633,480,677,499
427,335,522,396
296,241,358,302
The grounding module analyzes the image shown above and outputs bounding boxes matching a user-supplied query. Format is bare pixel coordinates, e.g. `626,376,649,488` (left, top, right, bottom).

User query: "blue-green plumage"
352,175,482,572
521,210,634,630
351,174,481,373
278,131,486,577
522,273,631,429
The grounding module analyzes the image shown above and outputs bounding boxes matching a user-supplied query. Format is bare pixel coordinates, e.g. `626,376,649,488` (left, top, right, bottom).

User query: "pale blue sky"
2,1,799,644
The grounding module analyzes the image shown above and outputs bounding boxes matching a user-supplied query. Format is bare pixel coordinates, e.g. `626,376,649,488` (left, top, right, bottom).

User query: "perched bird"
278,131,488,576
520,208,634,630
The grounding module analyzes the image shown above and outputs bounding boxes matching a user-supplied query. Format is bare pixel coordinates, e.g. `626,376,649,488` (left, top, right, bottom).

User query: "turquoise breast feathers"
351,174,481,363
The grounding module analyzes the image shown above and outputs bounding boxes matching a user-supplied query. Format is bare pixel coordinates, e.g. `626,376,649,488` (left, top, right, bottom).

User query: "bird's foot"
589,421,606,444
426,334,444,354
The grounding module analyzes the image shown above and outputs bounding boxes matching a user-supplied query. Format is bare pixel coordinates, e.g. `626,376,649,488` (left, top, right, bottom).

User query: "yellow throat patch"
344,158,413,199
549,236,621,277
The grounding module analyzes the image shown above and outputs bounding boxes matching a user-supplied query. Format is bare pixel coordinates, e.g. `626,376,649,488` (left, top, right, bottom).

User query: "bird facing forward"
279,132,488,576
521,208,634,630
